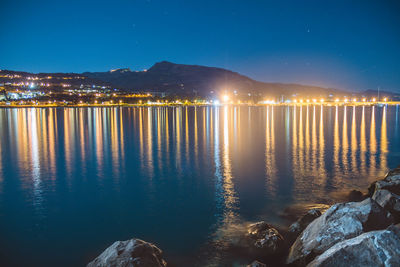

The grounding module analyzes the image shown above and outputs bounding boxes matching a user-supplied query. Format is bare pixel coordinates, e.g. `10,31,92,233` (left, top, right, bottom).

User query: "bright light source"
294,99,297,103
335,98,340,102
306,99,310,103
320,98,324,103
372,98,376,102
312,99,317,103
384,98,387,102
300,99,303,103
222,95,229,102
362,98,366,102
353,98,357,102
344,99,349,103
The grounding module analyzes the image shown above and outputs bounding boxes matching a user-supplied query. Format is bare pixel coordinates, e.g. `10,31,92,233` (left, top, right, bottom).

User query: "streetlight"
222,94,229,102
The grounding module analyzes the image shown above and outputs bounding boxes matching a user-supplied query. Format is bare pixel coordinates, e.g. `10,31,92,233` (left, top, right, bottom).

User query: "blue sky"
1,0,399,91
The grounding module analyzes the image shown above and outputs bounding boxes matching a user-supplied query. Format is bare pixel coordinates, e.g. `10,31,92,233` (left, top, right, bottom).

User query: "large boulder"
245,222,285,254
286,198,394,265
87,238,167,267
369,165,400,196
288,209,322,240
308,225,400,267
372,189,400,223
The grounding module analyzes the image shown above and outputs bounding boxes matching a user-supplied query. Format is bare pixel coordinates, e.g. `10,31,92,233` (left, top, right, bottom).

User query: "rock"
347,190,366,202
280,203,330,222
307,225,400,267
245,222,284,254
87,238,167,267
288,209,322,240
372,189,400,222
368,166,400,196
387,165,400,176
247,260,267,267
286,198,394,265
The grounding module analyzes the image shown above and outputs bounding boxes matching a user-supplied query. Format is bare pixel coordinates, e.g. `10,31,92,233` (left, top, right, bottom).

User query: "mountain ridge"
82,61,350,97
2,61,398,99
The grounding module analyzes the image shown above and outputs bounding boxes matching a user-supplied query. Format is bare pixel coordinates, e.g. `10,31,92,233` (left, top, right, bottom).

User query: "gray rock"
87,238,167,267
289,209,322,239
307,225,400,267
246,222,284,253
372,189,400,222
286,198,393,265
369,166,400,196
247,260,267,267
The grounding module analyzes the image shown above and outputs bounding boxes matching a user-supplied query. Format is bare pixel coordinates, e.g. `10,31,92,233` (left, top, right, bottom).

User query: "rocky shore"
87,166,400,267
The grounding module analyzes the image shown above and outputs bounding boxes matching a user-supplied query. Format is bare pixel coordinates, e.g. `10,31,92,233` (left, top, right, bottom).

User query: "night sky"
1,0,399,92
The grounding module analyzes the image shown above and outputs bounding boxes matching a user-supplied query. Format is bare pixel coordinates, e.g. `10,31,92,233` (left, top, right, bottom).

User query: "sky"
1,0,400,92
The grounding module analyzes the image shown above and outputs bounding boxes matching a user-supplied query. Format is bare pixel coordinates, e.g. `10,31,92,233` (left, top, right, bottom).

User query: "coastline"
0,101,398,109
87,165,400,267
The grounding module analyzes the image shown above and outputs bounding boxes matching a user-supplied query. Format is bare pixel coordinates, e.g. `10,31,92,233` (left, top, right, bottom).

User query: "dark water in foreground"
0,105,399,266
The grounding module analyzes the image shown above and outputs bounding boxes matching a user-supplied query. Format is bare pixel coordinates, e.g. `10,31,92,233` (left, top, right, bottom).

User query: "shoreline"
87,165,400,267
0,101,398,109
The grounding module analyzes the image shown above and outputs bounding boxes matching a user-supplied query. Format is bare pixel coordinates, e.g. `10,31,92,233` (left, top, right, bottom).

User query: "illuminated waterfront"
0,105,399,266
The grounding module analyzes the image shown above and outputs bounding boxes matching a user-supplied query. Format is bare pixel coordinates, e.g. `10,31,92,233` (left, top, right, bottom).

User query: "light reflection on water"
0,106,399,266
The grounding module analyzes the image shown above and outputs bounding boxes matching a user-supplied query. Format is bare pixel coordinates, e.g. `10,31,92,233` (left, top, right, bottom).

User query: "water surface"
0,105,399,266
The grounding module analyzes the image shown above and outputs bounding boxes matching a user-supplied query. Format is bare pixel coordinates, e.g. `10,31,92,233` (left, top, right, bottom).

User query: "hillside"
4,61,397,99
83,61,349,98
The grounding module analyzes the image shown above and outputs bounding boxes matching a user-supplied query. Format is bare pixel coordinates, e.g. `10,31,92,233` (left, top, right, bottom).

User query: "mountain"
3,61,398,99
83,61,350,98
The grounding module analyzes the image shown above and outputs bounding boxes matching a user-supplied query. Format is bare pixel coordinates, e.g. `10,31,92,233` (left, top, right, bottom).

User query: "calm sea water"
0,105,399,266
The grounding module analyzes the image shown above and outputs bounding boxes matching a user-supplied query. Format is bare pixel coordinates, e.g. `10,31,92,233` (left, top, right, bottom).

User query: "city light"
222,94,230,102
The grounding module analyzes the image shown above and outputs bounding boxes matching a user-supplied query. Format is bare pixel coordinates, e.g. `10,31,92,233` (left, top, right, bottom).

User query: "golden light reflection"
156,108,162,172
370,107,377,174
305,106,310,168
298,106,305,176
380,106,388,170
194,107,199,164
139,107,144,171
342,106,349,174
222,106,237,224
29,109,42,209
265,106,277,195
318,106,326,178
111,108,120,177
292,106,298,178
311,106,318,179
351,106,357,172
175,107,182,174
147,107,154,178
95,108,103,175
360,106,367,176
185,107,189,161
119,108,125,162
333,106,340,175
